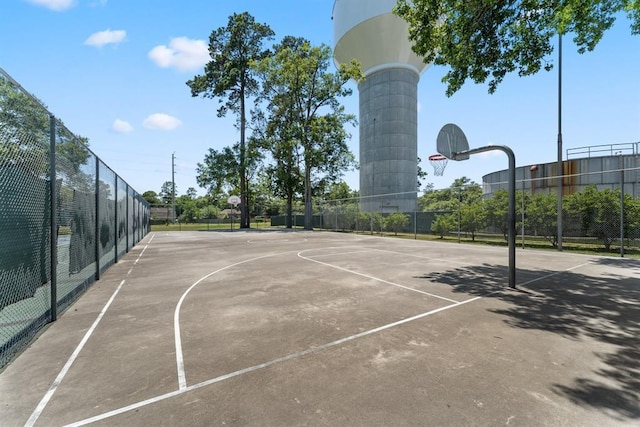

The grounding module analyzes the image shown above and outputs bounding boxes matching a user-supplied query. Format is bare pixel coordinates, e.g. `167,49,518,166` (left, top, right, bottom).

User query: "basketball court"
0,230,638,426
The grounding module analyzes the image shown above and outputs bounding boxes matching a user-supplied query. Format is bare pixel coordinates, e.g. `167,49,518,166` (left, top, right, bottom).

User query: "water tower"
333,0,430,212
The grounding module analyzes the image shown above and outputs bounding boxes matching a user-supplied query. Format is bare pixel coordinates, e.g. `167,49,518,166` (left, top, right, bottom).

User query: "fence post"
125,184,129,253
95,161,100,280
49,115,58,322
521,178,525,249
457,187,461,243
114,177,118,263
620,154,624,257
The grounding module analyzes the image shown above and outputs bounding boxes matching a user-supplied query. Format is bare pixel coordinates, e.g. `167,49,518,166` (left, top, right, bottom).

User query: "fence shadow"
417,261,640,421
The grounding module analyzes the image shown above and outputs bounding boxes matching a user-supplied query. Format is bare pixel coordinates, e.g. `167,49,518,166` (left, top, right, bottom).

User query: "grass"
149,221,640,259
150,220,271,232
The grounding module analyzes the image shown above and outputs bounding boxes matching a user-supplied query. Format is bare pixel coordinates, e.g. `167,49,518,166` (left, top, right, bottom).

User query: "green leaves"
394,0,638,95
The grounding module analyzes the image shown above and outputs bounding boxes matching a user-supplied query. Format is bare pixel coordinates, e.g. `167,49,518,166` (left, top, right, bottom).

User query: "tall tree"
159,181,176,205
196,139,263,208
187,12,274,228
395,0,640,96
254,36,361,230
253,102,303,228
142,190,161,205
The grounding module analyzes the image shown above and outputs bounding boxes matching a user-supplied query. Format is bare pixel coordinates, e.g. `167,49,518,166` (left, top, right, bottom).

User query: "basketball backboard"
437,123,470,160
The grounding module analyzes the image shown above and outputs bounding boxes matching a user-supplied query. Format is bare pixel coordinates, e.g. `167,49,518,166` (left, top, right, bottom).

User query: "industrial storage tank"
482,143,640,198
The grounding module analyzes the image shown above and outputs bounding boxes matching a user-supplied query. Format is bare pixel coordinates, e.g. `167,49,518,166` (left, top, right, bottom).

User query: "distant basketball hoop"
428,154,448,176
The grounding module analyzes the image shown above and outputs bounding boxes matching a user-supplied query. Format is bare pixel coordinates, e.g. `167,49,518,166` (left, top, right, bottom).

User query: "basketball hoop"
428,154,448,176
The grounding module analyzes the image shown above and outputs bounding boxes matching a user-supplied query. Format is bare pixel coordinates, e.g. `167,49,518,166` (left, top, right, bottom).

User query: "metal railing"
567,142,639,159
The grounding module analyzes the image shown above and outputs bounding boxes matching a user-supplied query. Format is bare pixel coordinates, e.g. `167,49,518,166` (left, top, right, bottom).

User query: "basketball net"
429,154,448,176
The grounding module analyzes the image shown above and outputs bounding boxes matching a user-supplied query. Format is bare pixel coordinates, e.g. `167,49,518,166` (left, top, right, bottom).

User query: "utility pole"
172,152,176,223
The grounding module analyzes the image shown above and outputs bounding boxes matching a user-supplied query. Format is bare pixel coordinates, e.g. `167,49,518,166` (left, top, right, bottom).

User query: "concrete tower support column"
333,0,430,213
359,68,418,213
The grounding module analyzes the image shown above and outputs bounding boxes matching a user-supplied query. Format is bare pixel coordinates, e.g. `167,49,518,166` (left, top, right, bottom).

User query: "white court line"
519,261,593,287
25,234,155,427
65,295,482,427
174,251,292,391
371,248,473,266
305,249,374,258
298,250,459,304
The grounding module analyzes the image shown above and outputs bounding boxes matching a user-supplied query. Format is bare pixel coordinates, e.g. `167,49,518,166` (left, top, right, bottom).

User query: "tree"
142,191,161,205
159,181,176,205
187,12,274,228
431,214,454,239
176,194,198,223
200,205,220,220
254,92,304,228
186,187,198,199
485,189,510,240
417,157,429,190
395,0,640,96
565,185,623,250
324,182,357,201
385,212,410,236
1,73,91,183
254,36,361,230
419,176,481,211
460,200,486,241
528,192,560,247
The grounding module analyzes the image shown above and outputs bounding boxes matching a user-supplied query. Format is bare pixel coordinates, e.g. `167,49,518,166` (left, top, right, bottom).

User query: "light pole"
557,33,563,251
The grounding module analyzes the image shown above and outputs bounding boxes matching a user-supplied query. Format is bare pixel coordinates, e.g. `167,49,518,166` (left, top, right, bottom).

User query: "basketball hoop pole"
452,146,516,289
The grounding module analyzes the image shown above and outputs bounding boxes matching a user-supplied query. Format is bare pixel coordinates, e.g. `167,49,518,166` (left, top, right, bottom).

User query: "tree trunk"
286,191,293,229
304,164,313,230
239,84,249,228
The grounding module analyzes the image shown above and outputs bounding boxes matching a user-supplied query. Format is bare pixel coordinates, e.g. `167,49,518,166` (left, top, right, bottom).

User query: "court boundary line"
174,251,295,391
298,249,460,303
25,234,156,427
64,295,482,427
31,234,597,426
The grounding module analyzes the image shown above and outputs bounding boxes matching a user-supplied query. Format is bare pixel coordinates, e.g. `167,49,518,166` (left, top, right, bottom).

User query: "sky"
2,0,639,197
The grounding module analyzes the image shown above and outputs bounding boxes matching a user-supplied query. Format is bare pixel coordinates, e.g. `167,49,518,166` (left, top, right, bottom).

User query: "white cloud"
148,37,210,71
112,119,133,133
85,29,126,47
143,113,182,131
25,0,75,11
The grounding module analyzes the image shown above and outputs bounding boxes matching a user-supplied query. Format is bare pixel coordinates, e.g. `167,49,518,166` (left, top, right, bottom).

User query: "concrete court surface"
0,229,638,426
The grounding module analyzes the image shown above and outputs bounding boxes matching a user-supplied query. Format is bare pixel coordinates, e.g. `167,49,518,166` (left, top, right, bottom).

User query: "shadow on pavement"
416,259,640,422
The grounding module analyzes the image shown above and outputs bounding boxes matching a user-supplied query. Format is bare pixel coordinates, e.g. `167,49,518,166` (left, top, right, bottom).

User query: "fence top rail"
566,142,639,159
1,67,148,208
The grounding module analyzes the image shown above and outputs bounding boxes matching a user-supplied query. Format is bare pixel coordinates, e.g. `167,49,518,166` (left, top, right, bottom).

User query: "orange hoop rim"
428,153,448,161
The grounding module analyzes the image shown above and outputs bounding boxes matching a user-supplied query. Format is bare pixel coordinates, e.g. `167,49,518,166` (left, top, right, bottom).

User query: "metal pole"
620,154,625,257
125,184,129,253
457,187,461,243
49,115,57,321
557,33,563,251
453,145,516,288
114,177,118,263
414,210,417,240
95,160,100,280
521,178,525,249
171,152,176,223
507,151,517,288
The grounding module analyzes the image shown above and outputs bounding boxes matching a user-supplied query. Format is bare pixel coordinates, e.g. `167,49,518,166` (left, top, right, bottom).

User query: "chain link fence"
0,68,150,368
316,166,640,255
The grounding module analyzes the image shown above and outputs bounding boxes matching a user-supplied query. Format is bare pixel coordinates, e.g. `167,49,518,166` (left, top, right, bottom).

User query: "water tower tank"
333,0,430,212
